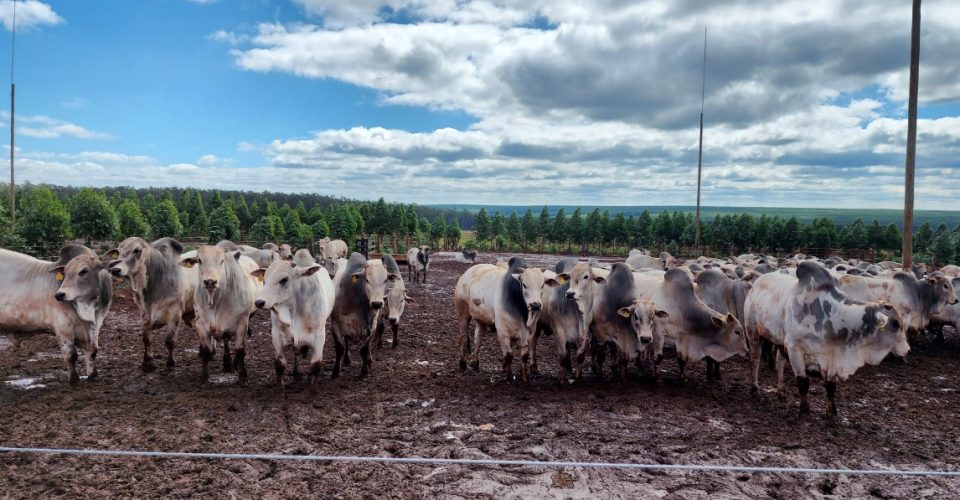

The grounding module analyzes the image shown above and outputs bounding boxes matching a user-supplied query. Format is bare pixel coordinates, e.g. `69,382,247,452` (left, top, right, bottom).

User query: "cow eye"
79,269,89,276
197,259,202,265
133,248,141,255
279,277,288,286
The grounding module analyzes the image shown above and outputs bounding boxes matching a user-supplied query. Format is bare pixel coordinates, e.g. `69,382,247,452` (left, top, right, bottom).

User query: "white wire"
1,446,959,477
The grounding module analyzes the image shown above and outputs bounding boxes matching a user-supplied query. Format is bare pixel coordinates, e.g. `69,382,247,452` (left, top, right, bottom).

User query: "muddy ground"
1,252,960,498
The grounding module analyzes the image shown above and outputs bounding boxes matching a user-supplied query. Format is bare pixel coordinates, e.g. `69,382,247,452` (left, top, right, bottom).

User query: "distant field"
432,204,960,229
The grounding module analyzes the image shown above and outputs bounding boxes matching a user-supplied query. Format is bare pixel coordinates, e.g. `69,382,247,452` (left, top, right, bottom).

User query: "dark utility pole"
902,0,921,270
9,0,16,229
694,27,707,255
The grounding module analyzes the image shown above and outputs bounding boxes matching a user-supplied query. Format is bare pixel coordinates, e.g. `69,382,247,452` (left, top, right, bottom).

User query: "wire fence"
1,446,959,477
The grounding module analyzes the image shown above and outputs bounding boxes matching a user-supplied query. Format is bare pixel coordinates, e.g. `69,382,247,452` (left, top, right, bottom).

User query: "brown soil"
1,252,959,498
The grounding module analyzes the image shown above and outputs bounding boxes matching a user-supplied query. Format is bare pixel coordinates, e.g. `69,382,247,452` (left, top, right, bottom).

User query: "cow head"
180,245,237,304
52,254,106,320
924,273,959,313
251,260,323,311
512,266,560,312
707,313,748,361
385,283,414,325
352,261,400,310
874,303,909,358
618,300,669,346
105,237,151,278
278,244,293,261
559,263,606,302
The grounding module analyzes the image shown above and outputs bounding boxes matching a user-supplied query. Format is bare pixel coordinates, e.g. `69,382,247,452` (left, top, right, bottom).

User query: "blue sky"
1,0,959,209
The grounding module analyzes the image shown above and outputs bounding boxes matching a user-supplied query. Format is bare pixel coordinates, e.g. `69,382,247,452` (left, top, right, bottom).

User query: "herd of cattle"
1,237,958,417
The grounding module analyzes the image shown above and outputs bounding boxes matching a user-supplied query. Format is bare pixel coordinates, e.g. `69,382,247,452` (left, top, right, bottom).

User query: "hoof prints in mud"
1,253,960,497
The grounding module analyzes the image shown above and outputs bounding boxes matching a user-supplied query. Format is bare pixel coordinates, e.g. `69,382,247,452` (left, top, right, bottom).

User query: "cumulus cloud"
0,1,62,31
1,112,112,140
207,29,247,45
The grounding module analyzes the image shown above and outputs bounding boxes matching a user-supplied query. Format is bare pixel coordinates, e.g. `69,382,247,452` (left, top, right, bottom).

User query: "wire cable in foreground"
1,446,959,477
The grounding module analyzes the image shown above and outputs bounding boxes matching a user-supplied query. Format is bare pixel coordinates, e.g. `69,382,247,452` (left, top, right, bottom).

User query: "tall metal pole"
694,27,707,256
902,0,921,270
9,0,17,229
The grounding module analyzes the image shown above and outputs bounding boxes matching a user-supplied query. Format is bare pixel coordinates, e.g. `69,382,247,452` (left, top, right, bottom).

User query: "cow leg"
786,348,810,414
422,268,427,283
471,324,483,371
332,336,345,379
141,325,156,373
198,335,214,383
375,319,385,349
60,338,80,385
705,358,716,381
292,352,302,381
618,351,629,384
498,333,514,382
712,359,721,380
391,321,399,349
748,331,762,395
233,320,250,383
343,337,352,367
556,341,569,384
529,328,540,375
272,333,286,395
775,349,787,398
796,376,811,414
676,356,687,384
359,333,373,379
824,381,838,417
308,329,327,386
164,318,179,370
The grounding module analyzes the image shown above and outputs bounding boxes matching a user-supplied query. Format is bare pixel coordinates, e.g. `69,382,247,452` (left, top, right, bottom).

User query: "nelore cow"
0,245,112,383
840,271,957,338
317,238,349,262
330,253,398,378
744,262,909,416
407,246,430,283
293,248,317,268
532,257,583,382
180,246,262,382
454,257,559,383
931,277,960,340
455,250,478,264
278,244,293,261
252,259,335,394
375,255,414,349
694,269,752,380
106,237,198,372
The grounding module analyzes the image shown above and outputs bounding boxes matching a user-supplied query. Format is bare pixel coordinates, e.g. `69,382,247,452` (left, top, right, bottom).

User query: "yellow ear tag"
618,309,631,318
257,275,264,284
185,262,195,268
55,271,65,282
351,275,359,284
558,277,568,284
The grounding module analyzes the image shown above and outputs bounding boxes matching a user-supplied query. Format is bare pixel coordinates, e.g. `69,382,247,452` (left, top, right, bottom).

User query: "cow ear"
250,268,266,283
299,265,323,277
387,274,400,282
50,266,66,282
289,261,296,268
556,273,569,285
726,313,736,324
104,249,120,260
617,307,632,318
351,272,363,284
927,276,938,285
655,310,670,319
404,295,417,305
511,273,522,282
180,257,198,268
544,278,561,287
233,251,242,261
880,302,896,312
593,275,607,284
712,316,725,328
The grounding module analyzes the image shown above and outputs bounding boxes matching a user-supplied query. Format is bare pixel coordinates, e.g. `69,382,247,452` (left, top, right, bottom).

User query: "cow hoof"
86,372,98,383
391,341,398,349
750,385,760,396
776,389,786,399
459,360,467,372
799,403,811,415
292,371,303,382
69,374,80,385
141,361,157,373
470,360,480,371
166,358,176,370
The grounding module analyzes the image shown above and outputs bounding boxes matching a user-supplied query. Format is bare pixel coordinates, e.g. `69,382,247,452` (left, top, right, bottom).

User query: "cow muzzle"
109,267,123,277
529,302,542,311
255,299,266,309
566,291,576,300
371,301,384,310
639,336,652,345
55,291,66,302
203,279,218,289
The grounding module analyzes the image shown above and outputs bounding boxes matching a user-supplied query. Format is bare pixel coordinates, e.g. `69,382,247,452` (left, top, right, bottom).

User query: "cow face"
384,284,413,325
180,245,236,304
708,313,748,361
278,244,293,261
52,255,106,321
105,237,150,278
618,300,669,346
252,261,323,310
353,262,399,310
926,274,959,312
559,263,605,303
512,267,560,312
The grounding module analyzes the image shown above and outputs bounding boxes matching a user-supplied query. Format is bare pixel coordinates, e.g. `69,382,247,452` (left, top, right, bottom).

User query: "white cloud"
207,29,246,45
0,1,62,31
196,154,222,166
1,112,112,140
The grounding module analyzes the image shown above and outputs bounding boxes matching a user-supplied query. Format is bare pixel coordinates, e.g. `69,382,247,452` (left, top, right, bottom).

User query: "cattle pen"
3,252,960,497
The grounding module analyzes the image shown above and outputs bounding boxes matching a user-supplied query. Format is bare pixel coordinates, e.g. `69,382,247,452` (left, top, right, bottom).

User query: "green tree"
569,208,585,252
867,219,884,250
883,223,902,251
446,219,462,248
235,195,253,232
18,186,72,256
70,188,118,243
506,212,522,248
117,198,150,239
312,218,330,240
208,192,223,212
207,199,241,243
653,210,672,245
585,208,602,250
521,208,537,251
150,199,183,238
932,233,955,266
551,208,567,248
636,209,653,248
783,216,801,251
915,222,934,253
249,215,284,247
328,205,356,240
537,206,551,251
431,214,447,249
188,191,207,236
475,207,491,244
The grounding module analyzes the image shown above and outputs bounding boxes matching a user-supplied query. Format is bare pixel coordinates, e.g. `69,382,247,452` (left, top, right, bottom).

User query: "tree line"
0,184,958,265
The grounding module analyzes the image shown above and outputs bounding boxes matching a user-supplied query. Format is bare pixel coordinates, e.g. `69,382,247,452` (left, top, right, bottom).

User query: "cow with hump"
406,246,430,283
180,245,262,383
531,257,584,382
329,253,399,378
0,245,112,383
744,262,909,416
252,258,335,394
694,268,753,381
454,256,560,383
106,237,198,372
375,255,414,349
839,271,957,339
